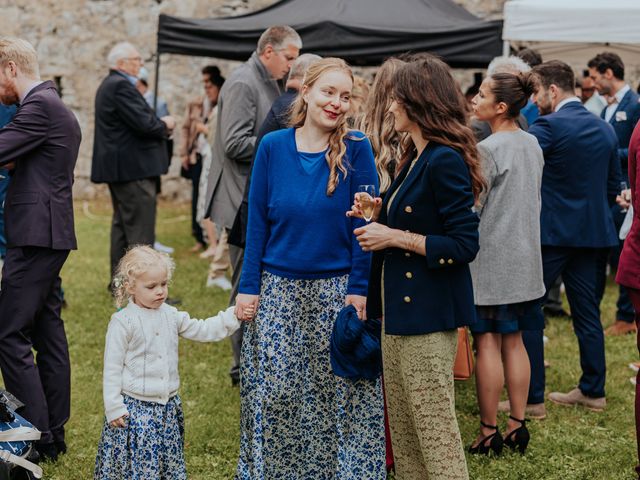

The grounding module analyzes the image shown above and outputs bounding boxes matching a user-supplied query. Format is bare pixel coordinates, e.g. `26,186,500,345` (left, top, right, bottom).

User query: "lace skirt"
236,271,386,479
94,395,186,480
382,328,469,480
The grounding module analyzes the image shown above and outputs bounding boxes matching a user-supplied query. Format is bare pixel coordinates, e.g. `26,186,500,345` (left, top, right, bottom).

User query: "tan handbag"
454,327,474,380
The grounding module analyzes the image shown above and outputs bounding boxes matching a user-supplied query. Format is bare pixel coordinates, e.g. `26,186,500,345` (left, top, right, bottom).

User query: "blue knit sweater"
239,128,378,296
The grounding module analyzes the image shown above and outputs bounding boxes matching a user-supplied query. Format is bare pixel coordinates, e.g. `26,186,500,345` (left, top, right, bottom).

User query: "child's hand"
110,414,128,428
235,294,259,322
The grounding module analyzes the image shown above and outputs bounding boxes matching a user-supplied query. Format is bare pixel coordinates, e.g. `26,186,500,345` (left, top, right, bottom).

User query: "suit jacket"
601,88,640,182
367,142,479,336
529,101,620,248
204,52,281,230
91,70,169,183
228,88,297,248
0,81,81,250
617,121,640,289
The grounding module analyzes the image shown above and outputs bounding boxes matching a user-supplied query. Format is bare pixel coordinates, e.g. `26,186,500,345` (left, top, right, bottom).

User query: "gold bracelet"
403,231,424,252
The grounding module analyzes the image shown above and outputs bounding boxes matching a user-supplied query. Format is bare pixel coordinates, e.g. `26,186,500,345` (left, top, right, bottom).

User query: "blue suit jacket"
367,142,479,335
529,101,620,248
601,88,640,181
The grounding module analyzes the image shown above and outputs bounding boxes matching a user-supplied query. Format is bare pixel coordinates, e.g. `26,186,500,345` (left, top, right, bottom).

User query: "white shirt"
102,301,240,422
19,80,44,104
555,96,581,112
604,84,631,122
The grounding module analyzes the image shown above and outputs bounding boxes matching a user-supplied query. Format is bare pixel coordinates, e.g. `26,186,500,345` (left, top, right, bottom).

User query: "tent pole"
502,40,510,57
153,52,161,113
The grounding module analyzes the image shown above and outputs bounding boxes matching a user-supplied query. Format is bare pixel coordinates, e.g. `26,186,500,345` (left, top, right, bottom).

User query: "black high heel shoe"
468,421,504,456
504,416,530,454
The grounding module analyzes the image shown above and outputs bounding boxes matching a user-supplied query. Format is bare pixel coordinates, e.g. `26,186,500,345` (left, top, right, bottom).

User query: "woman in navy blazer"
352,56,482,480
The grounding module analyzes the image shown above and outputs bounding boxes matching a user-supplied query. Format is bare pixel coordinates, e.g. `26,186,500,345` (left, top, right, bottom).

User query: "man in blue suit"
589,52,640,336
522,61,620,415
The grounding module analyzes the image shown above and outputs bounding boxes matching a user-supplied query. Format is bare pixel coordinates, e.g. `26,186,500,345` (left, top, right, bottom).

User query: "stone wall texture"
0,0,524,199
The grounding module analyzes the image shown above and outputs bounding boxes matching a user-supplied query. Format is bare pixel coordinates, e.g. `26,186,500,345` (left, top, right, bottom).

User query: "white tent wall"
503,0,640,88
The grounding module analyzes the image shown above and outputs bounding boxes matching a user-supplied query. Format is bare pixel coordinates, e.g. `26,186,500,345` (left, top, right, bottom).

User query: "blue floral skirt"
94,394,186,480
236,272,386,479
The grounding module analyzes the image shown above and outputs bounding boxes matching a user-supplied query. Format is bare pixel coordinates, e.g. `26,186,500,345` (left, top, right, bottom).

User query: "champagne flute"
357,185,376,222
621,181,629,213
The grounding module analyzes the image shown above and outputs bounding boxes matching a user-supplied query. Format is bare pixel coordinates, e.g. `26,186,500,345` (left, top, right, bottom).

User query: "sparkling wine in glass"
621,181,630,213
358,185,376,222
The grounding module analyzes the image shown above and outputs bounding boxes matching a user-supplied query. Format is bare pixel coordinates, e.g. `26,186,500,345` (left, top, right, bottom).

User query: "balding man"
202,26,301,385
0,37,81,461
91,42,176,282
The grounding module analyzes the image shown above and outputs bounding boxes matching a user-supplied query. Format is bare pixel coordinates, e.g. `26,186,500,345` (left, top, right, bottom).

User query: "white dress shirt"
604,84,631,122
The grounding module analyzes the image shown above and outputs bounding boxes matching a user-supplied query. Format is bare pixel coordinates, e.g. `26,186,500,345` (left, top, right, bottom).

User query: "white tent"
502,0,640,67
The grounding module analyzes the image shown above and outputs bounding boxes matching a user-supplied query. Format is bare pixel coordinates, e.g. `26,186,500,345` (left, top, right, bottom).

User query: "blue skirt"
94,394,186,480
471,299,543,334
236,271,386,479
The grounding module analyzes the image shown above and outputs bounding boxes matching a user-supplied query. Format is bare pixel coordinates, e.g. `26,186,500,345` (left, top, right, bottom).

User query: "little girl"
94,245,249,479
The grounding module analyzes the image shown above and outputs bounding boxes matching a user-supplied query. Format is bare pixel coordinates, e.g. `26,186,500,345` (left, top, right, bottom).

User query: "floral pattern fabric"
236,272,386,479
94,395,186,480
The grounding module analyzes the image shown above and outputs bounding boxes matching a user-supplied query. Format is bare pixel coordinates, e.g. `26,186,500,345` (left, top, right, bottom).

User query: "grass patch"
33,201,638,479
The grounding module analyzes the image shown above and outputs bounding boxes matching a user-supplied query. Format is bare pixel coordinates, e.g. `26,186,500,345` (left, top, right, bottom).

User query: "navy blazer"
601,88,640,182
367,142,479,336
0,81,81,250
91,70,169,183
529,101,620,248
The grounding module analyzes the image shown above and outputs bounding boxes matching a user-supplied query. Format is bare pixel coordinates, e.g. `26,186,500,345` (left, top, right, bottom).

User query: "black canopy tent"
153,0,502,104
157,0,502,67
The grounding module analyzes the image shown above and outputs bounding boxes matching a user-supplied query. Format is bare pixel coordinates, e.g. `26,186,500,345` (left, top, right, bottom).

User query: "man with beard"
0,37,81,461
520,61,620,416
589,52,640,336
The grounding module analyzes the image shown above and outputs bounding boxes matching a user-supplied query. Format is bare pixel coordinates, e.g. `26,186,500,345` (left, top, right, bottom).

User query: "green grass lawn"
37,200,638,479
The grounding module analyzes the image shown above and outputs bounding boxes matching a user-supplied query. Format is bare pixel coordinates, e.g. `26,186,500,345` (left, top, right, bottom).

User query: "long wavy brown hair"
392,55,485,200
289,58,355,196
358,57,406,194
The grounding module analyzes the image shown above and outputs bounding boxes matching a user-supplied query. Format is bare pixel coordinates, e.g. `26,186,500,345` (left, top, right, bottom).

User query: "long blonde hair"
289,57,354,196
359,57,406,194
112,245,175,308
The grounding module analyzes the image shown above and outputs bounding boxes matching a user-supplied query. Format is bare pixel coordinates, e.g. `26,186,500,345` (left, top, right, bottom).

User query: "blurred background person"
588,52,640,336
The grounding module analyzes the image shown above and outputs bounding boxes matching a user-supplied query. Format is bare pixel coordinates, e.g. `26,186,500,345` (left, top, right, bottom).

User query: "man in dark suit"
91,42,175,280
522,61,620,415
589,52,640,336
0,37,81,461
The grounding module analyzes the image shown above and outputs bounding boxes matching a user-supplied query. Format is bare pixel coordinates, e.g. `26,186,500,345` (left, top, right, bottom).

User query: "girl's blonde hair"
289,57,355,196
358,57,406,194
112,245,175,308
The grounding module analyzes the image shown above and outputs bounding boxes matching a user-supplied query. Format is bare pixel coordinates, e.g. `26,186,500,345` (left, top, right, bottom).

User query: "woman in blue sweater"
234,58,385,479
352,55,482,479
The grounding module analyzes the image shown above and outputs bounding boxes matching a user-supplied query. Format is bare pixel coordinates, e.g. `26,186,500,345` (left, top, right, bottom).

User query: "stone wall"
14,0,640,200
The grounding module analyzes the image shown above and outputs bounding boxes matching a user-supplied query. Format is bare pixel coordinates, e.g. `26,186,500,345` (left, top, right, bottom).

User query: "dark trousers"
108,179,157,278
0,169,8,258
524,246,606,403
544,275,564,314
612,205,635,322
0,246,70,445
189,158,205,246
626,288,640,478
228,241,244,381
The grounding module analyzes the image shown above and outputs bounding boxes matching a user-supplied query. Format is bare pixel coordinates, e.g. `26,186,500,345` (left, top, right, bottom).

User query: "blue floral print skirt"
94,394,186,480
236,272,386,480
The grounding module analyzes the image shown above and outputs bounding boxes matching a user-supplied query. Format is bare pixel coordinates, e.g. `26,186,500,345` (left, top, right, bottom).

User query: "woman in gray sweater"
468,72,545,456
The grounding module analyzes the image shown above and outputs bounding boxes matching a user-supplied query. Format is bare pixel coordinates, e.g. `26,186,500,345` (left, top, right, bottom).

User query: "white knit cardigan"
103,301,240,422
